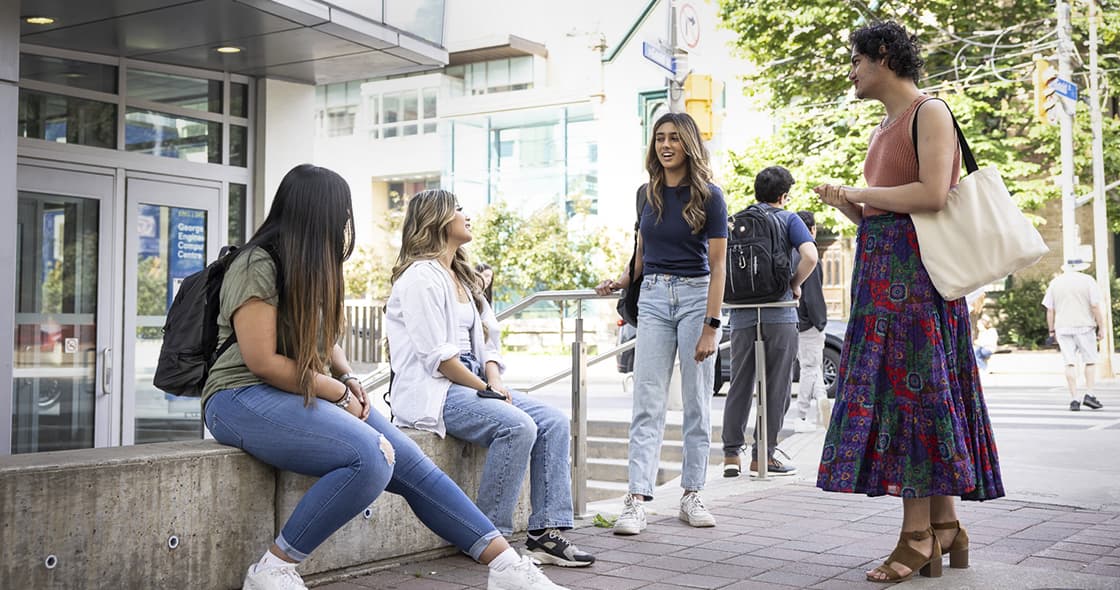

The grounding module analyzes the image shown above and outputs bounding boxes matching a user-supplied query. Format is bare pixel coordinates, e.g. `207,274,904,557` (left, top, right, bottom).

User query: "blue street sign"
1052,78,1078,101
642,41,675,75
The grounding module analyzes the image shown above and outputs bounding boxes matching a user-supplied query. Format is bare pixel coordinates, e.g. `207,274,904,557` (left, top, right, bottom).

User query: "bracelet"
338,373,359,386
334,389,352,409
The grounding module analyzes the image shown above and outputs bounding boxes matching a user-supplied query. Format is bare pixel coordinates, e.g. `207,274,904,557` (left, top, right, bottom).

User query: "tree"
470,199,629,309
345,208,405,300
717,0,1120,233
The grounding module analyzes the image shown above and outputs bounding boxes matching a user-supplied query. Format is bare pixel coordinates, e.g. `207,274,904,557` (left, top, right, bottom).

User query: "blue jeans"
630,273,715,497
443,353,574,535
204,384,501,561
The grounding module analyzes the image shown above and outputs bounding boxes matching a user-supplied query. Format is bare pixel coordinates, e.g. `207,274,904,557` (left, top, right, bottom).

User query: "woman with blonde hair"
386,189,595,570
202,166,567,590
595,112,728,536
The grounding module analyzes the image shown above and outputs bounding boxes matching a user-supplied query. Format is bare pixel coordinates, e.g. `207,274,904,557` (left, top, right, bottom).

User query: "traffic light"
1033,56,1057,124
684,74,717,140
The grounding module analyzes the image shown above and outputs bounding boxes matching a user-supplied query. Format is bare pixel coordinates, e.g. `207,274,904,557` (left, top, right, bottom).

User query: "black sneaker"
526,529,595,567
1083,394,1103,410
1070,399,1081,412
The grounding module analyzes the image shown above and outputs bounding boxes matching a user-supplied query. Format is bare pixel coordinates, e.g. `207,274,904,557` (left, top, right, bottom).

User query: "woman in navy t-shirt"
595,112,728,536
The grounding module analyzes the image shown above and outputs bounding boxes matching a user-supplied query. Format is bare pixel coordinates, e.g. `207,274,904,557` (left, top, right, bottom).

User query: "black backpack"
153,245,278,397
723,204,791,304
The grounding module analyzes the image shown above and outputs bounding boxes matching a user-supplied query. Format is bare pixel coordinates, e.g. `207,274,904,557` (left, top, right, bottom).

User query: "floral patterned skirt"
816,213,1004,500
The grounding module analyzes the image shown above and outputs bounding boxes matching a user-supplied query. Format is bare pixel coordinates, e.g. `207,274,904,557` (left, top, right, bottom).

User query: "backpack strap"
626,184,647,280
910,97,978,174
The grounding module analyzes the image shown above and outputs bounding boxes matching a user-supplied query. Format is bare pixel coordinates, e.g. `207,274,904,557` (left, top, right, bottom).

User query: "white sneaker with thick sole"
818,398,833,426
242,564,307,590
678,491,716,527
612,495,647,535
794,418,817,433
488,555,569,590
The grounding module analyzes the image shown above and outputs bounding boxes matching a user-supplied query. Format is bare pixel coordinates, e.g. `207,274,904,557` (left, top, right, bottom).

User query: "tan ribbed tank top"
862,95,961,217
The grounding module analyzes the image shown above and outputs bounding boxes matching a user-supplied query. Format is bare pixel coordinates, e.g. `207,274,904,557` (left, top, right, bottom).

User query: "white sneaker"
612,495,647,535
242,564,307,590
678,491,716,527
794,418,816,433
488,555,569,590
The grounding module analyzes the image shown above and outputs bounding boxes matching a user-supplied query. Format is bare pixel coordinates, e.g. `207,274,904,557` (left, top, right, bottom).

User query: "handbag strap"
626,184,647,280
910,97,979,175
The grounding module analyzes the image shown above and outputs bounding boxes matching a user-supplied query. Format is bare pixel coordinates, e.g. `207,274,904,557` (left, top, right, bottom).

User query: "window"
446,56,534,96
368,88,438,140
228,184,247,246
230,82,249,118
128,69,222,113
124,108,222,164
315,80,366,137
18,90,117,148
19,54,118,94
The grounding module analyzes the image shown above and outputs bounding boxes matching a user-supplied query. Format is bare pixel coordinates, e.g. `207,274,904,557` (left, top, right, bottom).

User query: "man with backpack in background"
721,166,818,478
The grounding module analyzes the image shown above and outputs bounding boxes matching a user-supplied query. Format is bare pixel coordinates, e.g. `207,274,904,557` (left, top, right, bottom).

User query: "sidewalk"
323,350,1120,589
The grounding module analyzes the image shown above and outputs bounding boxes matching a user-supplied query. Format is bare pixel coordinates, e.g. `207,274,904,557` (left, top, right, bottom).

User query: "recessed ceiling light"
215,46,242,54
24,16,56,25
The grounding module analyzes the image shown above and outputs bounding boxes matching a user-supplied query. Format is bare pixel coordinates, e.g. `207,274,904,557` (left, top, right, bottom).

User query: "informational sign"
677,2,700,50
642,41,676,75
1052,78,1078,101
166,207,206,310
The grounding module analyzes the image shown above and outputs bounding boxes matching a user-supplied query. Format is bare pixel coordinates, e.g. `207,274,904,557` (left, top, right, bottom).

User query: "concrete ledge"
1,430,528,589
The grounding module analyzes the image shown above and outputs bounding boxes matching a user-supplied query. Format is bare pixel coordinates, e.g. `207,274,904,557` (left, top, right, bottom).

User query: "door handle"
101,347,112,396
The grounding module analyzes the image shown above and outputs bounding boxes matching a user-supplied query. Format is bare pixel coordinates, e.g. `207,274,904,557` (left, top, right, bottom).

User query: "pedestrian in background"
476,262,494,305
387,189,594,570
1043,260,1106,412
721,169,817,478
814,21,1004,583
595,112,727,536
203,166,567,590
793,210,829,433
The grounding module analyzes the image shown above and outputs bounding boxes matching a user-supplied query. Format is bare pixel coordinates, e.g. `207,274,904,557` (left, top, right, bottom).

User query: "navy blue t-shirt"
640,183,728,277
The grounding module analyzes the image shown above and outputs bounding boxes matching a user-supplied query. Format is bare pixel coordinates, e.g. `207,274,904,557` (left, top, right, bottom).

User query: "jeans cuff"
275,533,309,562
468,530,503,562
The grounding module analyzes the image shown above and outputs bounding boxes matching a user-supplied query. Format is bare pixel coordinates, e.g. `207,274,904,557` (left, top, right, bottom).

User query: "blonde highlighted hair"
644,112,714,233
391,189,485,313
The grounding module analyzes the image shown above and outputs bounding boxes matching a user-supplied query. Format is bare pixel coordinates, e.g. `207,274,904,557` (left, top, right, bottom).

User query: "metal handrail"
359,288,621,518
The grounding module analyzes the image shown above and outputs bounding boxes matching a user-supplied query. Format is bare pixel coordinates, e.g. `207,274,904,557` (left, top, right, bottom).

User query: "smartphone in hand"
477,387,505,399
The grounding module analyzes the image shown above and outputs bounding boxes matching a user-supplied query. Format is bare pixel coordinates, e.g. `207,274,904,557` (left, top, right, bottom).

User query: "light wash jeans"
443,353,574,535
204,384,501,561
796,327,827,420
630,273,715,498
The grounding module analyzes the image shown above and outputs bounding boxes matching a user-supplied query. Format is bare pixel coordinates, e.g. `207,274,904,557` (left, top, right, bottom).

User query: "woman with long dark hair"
202,165,568,590
595,112,728,536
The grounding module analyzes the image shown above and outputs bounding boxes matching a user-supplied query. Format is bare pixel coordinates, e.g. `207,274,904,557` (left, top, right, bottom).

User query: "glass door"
12,165,115,453
122,177,220,445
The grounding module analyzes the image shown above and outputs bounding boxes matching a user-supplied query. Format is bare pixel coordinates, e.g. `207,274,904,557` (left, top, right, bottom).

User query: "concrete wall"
255,79,317,220
1,432,529,589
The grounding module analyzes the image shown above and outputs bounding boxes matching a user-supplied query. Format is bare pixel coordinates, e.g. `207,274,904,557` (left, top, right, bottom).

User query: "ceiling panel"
246,50,430,84
21,0,301,57
19,0,193,35
137,27,371,72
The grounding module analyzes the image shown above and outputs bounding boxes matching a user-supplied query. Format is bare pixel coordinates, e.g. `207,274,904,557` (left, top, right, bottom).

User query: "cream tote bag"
909,99,1048,301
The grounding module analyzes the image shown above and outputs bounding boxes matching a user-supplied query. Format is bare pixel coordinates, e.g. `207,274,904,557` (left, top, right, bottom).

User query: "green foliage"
717,0,1120,235
470,198,629,308
994,278,1049,348
346,209,405,300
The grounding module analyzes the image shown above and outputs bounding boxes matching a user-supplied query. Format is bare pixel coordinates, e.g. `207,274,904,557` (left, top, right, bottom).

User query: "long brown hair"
391,189,485,314
241,164,354,404
644,112,713,233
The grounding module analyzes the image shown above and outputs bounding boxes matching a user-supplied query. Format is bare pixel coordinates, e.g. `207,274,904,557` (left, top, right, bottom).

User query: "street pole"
668,1,686,112
1088,0,1114,375
1057,1,1077,263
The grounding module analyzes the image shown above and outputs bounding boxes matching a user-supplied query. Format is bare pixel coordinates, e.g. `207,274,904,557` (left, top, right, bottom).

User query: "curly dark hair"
850,21,925,84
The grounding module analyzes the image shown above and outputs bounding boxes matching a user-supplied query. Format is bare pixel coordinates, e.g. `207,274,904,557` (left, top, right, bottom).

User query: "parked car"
616,318,847,398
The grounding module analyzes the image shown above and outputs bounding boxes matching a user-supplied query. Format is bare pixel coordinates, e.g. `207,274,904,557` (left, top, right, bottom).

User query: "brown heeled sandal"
932,520,970,569
866,527,943,583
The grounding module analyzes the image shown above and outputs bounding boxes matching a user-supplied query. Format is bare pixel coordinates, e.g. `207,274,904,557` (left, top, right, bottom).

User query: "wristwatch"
704,316,722,329
338,373,359,386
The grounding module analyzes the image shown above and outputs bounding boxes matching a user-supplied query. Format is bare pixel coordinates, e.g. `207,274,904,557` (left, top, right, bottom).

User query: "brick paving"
319,481,1120,589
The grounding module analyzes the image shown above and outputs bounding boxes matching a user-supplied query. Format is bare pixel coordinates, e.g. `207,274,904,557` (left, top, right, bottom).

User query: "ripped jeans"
205,383,501,561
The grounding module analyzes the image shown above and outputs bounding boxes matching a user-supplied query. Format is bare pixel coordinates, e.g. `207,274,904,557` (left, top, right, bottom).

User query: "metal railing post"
571,301,589,518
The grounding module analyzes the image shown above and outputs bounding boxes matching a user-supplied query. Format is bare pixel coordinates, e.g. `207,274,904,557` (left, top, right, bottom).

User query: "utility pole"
1056,1,1077,263
1088,0,1114,374
668,1,687,112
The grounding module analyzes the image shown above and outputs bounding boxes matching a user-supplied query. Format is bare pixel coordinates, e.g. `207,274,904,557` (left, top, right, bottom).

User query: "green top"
201,247,281,407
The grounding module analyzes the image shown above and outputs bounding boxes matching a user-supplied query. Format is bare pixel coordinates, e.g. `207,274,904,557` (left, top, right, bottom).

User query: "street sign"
1053,78,1078,101
642,41,675,75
